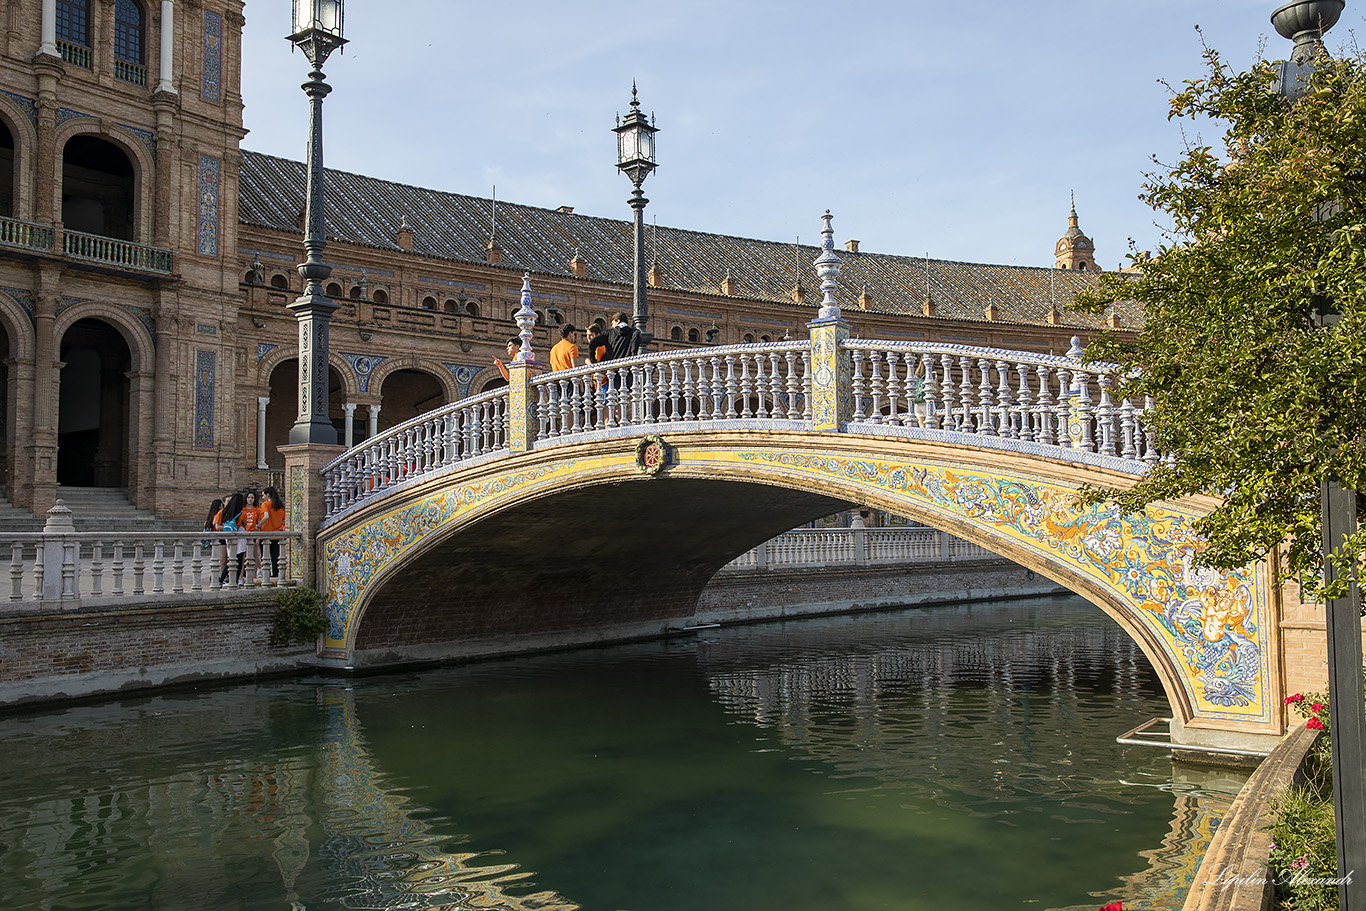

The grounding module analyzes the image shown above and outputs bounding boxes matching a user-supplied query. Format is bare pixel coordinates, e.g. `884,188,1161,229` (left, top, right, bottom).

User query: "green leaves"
1078,49,1366,599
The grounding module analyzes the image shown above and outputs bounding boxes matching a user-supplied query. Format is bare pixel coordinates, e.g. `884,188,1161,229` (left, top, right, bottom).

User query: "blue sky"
239,0,1347,270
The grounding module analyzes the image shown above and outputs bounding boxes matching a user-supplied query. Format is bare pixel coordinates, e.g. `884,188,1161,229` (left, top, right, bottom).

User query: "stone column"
279,442,344,593
367,404,379,440
156,1,175,93
4,355,35,510
29,264,62,511
342,402,356,449
39,0,57,56
256,396,270,468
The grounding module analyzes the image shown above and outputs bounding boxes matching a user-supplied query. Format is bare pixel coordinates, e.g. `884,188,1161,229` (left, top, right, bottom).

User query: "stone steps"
52,487,202,534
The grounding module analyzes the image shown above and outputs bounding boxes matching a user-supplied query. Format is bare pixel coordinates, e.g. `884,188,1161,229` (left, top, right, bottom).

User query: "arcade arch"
264,360,348,467
375,368,449,433
57,318,131,487
60,135,136,240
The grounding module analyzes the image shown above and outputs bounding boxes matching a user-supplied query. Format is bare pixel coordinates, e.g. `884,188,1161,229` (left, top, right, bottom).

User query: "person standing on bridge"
550,324,579,371
586,313,642,422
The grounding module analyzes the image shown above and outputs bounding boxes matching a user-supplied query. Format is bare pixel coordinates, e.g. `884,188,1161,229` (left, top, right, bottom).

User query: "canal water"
0,594,1242,911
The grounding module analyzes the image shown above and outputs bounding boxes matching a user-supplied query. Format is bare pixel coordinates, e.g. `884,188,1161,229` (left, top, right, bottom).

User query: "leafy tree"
1076,44,1366,597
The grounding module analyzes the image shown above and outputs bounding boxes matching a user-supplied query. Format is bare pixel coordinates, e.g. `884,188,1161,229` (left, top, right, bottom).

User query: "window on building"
760,335,771,343
688,328,699,343
271,274,289,290
670,326,682,341
465,301,480,318
113,0,146,85
56,0,91,47
743,333,755,343
349,285,363,300
422,296,437,310
372,288,388,305
326,282,343,298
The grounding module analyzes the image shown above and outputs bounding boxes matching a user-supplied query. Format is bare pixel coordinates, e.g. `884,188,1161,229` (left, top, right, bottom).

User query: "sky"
238,0,1358,270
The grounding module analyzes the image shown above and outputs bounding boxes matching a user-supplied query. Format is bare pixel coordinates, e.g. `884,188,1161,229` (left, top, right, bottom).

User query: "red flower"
1311,703,1325,713
1308,717,1325,730
1285,694,1304,704
1099,903,1123,911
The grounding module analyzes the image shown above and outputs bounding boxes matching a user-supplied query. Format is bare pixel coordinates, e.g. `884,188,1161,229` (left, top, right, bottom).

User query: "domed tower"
1054,193,1098,272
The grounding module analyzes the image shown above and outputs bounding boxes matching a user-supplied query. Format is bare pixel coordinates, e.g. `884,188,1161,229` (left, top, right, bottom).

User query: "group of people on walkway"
202,487,285,586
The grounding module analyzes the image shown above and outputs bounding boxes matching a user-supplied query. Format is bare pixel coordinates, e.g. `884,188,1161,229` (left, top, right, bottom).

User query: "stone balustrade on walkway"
719,527,994,572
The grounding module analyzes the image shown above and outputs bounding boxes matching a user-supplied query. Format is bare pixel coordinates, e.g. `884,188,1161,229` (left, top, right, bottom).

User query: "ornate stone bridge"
295,220,1290,751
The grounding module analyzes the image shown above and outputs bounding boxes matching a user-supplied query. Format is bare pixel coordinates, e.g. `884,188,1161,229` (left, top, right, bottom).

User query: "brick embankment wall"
694,559,1064,625
0,593,315,709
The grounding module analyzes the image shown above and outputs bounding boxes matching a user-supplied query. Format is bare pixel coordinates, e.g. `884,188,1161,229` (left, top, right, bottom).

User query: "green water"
0,595,1240,911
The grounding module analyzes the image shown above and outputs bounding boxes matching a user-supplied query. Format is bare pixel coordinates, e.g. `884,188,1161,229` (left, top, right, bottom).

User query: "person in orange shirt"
549,324,579,371
237,489,264,585
260,486,286,580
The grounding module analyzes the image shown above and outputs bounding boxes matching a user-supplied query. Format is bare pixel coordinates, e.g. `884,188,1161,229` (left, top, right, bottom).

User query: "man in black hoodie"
586,313,642,421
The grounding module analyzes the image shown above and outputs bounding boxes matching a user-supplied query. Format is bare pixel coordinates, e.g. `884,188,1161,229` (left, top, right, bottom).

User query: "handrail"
318,338,1162,524
63,229,175,274
0,216,56,252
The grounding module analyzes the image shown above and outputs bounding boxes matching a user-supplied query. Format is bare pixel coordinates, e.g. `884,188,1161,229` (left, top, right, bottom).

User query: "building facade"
0,2,1130,520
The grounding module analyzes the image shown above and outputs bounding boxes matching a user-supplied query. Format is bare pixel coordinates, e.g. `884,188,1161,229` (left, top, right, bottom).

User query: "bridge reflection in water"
0,597,1243,911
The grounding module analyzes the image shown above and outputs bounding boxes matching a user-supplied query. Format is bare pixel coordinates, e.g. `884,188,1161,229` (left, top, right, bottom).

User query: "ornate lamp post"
287,0,346,444
1272,4,1364,909
614,84,658,338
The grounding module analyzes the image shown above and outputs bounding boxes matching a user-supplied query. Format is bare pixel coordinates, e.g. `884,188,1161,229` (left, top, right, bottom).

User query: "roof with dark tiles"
237,151,1140,330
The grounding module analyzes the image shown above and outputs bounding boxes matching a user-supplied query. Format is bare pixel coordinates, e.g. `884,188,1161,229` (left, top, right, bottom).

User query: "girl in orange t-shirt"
238,490,264,584
260,486,286,579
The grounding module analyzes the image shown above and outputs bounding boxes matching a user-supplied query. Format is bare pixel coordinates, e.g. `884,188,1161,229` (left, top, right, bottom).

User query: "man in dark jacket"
586,313,642,422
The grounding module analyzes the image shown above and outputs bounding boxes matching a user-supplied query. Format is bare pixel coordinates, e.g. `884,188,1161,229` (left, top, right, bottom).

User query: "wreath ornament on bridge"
635,435,672,475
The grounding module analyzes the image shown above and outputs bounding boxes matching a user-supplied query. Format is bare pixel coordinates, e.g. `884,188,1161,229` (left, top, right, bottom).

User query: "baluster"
500,396,511,448
33,541,44,600
150,540,165,593
172,541,186,593
866,350,884,424
848,348,865,422
1075,372,1096,452
661,360,675,422
132,542,145,595
753,353,769,418
1095,373,1116,456
568,376,584,433
939,354,957,431
1143,396,1160,464
915,353,935,430
1120,399,1137,459
801,351,812,422
768,352,783,420
784,351,800,420
957,355,975,431
724,355,738,419
976,359,996,436
556,378,571,436
538,382,554,438
89,540,104,597
111,542,125,595
883,352,901,425
191,540,205,592
9,541,22,600
466,403,480,455
1015,364,1034,442
1054,367,1074,448
738,353,754,419
1035,365,1055,445
678,358,694,421
995,359,1014,438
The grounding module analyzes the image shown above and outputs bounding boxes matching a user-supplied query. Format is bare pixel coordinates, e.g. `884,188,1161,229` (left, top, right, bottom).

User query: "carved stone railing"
320,336,1158,524
0,216,56,253
63,229,175,274
324,387,510,516
2,527,303,605
719,527,995,572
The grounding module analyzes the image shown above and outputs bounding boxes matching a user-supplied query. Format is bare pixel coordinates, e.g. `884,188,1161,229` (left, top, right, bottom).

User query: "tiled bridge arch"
317,427,1282,747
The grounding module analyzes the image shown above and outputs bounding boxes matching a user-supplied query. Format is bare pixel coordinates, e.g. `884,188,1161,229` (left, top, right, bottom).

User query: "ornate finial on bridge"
1066,336,1084,360
814,209,842,320
514,272,537,362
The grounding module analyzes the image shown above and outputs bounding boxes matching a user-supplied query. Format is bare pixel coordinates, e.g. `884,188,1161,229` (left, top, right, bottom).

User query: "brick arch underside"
330,433,1278,735
353,477,855,650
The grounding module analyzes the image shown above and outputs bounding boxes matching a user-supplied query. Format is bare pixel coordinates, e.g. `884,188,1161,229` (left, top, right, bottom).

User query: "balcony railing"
64,229,174,274
114,59,146,86
56,40,92,69
0,216,55,253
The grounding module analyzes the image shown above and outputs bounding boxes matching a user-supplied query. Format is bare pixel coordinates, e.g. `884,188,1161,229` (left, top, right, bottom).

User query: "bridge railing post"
280,442,345,589
508,361,539,453
807,211,851,432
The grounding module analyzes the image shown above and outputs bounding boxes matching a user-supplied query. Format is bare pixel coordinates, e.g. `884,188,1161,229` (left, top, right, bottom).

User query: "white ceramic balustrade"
720,527,993,572
320,340,1159,523
2,531,302,605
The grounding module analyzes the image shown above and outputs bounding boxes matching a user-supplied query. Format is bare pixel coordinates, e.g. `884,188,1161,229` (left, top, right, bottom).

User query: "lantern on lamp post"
614,84,658,338
286,0,346,444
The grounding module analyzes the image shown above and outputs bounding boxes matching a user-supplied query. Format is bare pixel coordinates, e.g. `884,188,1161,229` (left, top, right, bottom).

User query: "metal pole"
288,63,339,445
630,184,648,334
1322,469,1366,908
